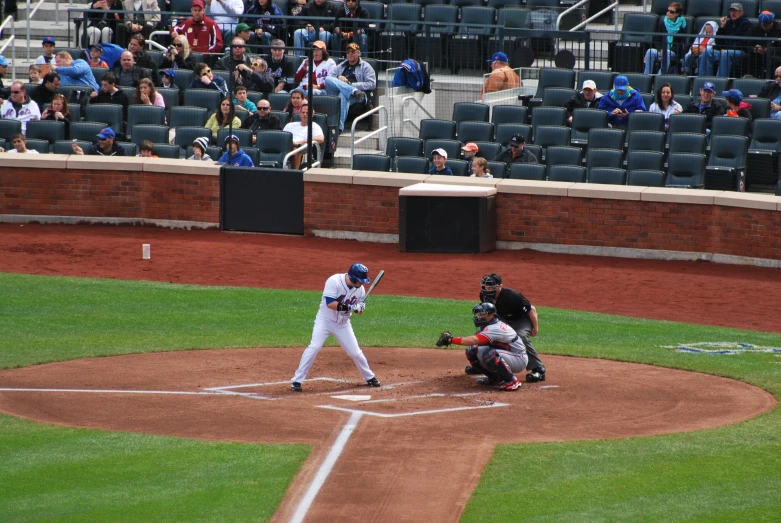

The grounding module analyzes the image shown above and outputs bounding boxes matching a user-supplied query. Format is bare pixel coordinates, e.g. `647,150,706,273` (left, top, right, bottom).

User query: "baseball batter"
436,303,527,391
479,273,546,382
291,263,381,392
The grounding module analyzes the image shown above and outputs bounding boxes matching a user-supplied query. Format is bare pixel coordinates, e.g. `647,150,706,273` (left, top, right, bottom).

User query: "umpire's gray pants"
509,317,544,370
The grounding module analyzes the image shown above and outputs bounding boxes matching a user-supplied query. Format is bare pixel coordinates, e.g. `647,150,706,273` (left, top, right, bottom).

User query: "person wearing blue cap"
682,81,725,133
746,11,781,77
0,55,10,100
218,134,255,167
481,51,521,99
35,37,57,67
723,88,753,133
698,3,754,77
160,69,177,89
597,75,646,129
71,127,127,156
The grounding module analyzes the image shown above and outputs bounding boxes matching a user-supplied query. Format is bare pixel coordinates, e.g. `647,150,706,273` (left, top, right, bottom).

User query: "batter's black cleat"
366,377,381,387
291,382,302,392
465,365,482,375
526,367,546,383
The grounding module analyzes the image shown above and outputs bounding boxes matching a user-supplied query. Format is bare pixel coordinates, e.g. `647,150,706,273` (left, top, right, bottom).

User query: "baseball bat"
364,269,385,300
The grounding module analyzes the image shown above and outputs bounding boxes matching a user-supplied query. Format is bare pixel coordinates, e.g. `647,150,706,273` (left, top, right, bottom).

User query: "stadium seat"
748,98,771,120
570,109,608,146
184,89,222,113
69,121,108,142
666,152,707,188
131,124,169,146
620,73,653,94
627,169,666,187
587,128,625,152
457,121,494,143
668,132,707,156
548,165,586,183
625,113,665,147
704,135,749,191
586,148,624,172
25,120,66,144
653,75,691,97
446,159,470,176
495,123,532,147
169,106,209,128
217,129,253,149
541,88,577,108
386,137,424,159
533,125,571,160
473,142,502,161
710,116,749,140
508,162,546,180
626,130,665,153
419,119,457,141
171,69,195,92
53,139,90,154
448,7,497,73
126,105,166,140
85,103,123,137
487,160,508,178
394,156,429,174
530,106,567,140
158,88,180,111
414,5,458,69
153,144,182,159
545,145,582,170
268,93,290,111
174,126,212,148
25,139,49,154
588,167,627,185
491,105,528,126
575,71,613,93
627,150,665,172
352,154,391,171
686,0,722,17
532,68,577,100
452,102,490,124
255,130,294,168
423,139,461,161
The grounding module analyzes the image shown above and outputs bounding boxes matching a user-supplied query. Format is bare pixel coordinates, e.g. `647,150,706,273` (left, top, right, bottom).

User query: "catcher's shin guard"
480,348,515,383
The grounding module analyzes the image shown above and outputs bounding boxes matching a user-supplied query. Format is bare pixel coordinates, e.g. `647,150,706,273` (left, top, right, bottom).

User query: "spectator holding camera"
216,37,253,73
160,35,197,70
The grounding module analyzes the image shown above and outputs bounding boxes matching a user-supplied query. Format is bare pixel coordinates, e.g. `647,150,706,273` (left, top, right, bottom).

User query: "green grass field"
1,273,780,522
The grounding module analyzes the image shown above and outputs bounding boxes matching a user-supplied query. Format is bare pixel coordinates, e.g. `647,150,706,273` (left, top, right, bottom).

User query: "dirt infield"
0,223,779,521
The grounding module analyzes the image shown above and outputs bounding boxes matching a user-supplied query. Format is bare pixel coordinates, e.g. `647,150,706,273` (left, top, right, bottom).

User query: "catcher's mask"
472,302,497,328
480,273,502,301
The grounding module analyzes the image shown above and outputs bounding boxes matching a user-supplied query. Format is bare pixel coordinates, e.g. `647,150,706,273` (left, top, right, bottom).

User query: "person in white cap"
565,79,603,124
429,148,453,175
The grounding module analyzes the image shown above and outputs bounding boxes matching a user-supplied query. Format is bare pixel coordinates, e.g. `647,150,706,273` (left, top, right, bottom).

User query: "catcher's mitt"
436,331,453,348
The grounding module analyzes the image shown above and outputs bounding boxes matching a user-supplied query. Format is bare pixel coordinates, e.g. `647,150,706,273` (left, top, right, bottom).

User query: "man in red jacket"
170,0,224,56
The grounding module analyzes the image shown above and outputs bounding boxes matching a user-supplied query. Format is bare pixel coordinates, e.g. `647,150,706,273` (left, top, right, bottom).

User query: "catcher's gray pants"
509,317,544,371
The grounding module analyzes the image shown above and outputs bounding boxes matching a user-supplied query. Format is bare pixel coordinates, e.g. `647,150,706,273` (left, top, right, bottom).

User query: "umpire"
479,273,546,382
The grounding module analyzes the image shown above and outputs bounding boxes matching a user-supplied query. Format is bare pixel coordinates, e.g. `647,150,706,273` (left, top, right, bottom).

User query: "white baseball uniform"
291,273,375,384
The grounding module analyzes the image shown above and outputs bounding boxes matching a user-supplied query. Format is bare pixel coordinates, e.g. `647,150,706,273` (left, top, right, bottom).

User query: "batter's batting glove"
436,331,453,348
351,302,365,314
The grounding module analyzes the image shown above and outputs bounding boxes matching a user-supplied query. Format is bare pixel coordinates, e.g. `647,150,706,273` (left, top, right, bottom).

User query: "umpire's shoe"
526,366,546,383
291,382,303,392
366,377,381,387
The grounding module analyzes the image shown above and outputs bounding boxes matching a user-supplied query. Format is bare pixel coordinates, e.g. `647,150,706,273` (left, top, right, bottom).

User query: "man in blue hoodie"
597,75,646,130
218,134,255,167
698,3,754,78
50,51,100,91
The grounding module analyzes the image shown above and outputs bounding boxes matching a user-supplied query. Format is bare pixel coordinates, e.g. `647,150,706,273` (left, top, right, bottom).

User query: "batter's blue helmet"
347,263,370,284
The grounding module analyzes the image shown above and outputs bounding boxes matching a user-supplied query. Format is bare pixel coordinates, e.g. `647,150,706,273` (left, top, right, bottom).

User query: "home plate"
332,394,373,402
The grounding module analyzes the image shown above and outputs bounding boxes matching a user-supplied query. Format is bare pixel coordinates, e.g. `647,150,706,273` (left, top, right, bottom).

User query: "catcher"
479,273,546,382
436,303,526,391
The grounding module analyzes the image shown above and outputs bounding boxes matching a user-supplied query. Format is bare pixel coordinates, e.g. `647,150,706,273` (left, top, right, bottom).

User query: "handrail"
282,142,321,170
0,15,16,80
570,1,619,32
26,0,47,60
556,0,590,31
399,95,434,136
350,105,388,161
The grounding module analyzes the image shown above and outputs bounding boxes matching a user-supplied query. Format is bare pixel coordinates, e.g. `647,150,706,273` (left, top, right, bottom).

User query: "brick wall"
304,183,400,235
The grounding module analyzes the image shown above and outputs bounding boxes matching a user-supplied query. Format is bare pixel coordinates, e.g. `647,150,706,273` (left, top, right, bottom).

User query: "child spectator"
188,136,212,161
233,85,257,114
87,44,109,68
160,69,177,89
137,140,158,158
28,65,43,84
34,37,57,68
428,148,453,175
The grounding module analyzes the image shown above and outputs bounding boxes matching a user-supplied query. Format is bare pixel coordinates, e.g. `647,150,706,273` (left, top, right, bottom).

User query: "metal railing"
399,96,434,136
283,142,321,171
570,1,619,31
25,0,48,60
350,105,388,160
0,15,16,80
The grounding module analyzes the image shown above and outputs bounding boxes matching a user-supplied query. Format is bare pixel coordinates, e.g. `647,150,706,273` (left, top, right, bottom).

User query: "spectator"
1,81,42,135
51,51,100,91
41,93,71,135
233,85,256,114
428,148,453,175
643,2,686,75
293,0,336,57
283,88,306,118
699,3,754,78
242,99,282,141
293,40,335,95
72,127,127,156
333,0,370,55
203,0,244,36
495,134,537,166
113,51,152,87
34,37,57,68
234,23,254,46
160,35,197,71
242,58,276,93
683,21,718,75
87,44,110,68
324,42,374,132
565,80,603,124
189,63,229,95
723,88,753,133
28,65,43,85
289,0,306,17
218,134,255,166
0,55,10,100
461,142,478,173
480,52,520,100
746,11,781,78
682,81,725,133
244,0,283,48
1,133,39,154
597,75,646,130
30,72,60,108
205,95,242,138
265,39,290,93
89,72,130,120
160,69,177,89
86,0,123,46
188,136,213,160
470,157,492,178
132,78,165,108
127,34,157,71
216,37,252,72
118,0,161,47
759,65,781,120
282,103,324,169
171,0,225,56
648,82,682,130
137,140,159,157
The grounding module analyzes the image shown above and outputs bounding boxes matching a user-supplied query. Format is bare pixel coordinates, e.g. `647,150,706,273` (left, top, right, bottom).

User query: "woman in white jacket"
648,82,682,131
683,21,718,75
